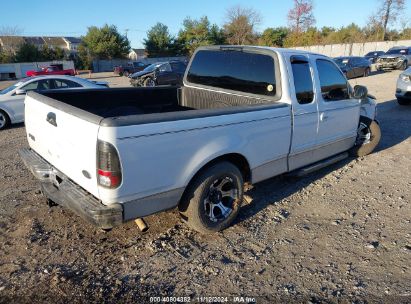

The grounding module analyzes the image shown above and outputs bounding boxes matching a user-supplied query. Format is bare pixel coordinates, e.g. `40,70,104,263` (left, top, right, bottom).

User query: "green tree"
15,43,41,62
259,27,289,47
0,48,15,63
143,23,176,57
77,43,93,69
81,24,130,60
177,16,226,55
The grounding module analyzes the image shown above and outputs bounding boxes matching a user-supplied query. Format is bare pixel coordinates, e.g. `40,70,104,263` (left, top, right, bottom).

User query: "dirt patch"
0,71,410,303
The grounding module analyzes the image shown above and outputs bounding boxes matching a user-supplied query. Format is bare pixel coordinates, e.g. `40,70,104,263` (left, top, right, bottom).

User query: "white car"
0,75,108,130
396,67,411,105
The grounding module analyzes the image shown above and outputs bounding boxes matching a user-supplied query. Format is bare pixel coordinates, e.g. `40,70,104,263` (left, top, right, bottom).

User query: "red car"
26,64,75,77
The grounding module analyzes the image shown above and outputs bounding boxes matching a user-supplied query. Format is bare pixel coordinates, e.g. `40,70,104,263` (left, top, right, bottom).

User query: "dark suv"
130,61,187,87
333,56,371,79
113,62,148,77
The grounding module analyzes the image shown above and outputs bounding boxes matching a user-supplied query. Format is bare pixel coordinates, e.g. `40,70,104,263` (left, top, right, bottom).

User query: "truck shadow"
236,157,353,226
236,98,411,226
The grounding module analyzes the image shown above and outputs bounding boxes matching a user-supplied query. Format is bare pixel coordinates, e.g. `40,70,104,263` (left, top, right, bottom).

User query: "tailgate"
24,93,101,198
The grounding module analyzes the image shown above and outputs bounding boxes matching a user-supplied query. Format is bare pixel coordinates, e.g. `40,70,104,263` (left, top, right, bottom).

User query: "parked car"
0,75,108,130
376,46,411,70
364,51,385,63
26,64,76,77
129,61,187,87
19,46,380,233
113,62,148,77
334,56,372,79
395,67,411,105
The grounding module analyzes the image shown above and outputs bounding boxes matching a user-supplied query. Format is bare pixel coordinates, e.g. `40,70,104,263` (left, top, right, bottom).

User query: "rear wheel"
179,162,243,233
350,119,381,157
0,110,10,130
143,77,156,87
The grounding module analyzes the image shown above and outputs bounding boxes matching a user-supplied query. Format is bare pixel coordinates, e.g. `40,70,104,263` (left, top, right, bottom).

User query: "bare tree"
287,0,315,33
370,0,405,40
0,26,22,36
223,5,262,45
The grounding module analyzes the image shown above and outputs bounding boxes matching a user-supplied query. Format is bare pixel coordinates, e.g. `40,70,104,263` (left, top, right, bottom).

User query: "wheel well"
178,153,251,212
0,108,11,120
192,153,251,184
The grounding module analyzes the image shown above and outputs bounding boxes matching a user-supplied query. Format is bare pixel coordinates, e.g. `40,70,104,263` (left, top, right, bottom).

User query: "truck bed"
34,86,282,127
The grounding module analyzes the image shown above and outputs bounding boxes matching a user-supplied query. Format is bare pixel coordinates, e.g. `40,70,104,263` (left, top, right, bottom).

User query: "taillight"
97,140,122,188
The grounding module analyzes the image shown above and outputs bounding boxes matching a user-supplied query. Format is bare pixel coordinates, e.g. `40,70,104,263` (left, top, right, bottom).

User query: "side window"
291,56,314,104
159,63,172,72
53,79,82,89
187,50,277,97
22,81,40,91
171,62,186,72
22,80,51,91
316,59,349,101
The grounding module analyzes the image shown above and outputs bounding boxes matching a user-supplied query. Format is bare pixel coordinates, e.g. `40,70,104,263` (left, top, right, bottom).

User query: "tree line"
0,0,410,68
144,0,410,57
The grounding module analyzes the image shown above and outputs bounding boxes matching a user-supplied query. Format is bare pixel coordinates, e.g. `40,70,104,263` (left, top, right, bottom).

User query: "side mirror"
353,85,368,99
15,89,26,95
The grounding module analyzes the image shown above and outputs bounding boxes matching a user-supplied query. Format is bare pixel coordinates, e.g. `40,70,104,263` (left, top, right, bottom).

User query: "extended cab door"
288,54,319,171
312,57,360,161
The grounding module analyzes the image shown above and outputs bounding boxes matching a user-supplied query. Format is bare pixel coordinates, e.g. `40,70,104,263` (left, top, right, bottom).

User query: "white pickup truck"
19,46,380,233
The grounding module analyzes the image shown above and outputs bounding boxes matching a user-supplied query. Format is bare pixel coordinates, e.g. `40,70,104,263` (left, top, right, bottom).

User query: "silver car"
376,46,411,71
0,75,108,130
396,67,411,105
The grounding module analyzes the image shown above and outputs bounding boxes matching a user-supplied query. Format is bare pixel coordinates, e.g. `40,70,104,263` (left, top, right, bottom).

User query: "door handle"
46,112,57,127
320,112,328,121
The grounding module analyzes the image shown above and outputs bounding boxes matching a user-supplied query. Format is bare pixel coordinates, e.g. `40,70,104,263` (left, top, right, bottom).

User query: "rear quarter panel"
97,106,291,205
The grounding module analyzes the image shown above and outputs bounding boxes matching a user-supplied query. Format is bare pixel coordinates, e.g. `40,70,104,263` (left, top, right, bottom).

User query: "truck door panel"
288,55,319,171
313,58,360,161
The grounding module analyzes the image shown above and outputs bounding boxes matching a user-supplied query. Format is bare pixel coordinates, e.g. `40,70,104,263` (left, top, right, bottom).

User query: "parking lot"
0,70,410,303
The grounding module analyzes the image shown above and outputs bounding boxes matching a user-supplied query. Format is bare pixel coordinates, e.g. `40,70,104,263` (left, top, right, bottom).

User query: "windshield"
334,58,349,67
0,78,31,95
386,48,407,55
142,63,163,72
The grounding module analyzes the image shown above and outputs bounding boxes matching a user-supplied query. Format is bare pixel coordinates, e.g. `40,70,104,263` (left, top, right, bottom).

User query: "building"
63,37,82,53
0,36,82,54
128,48,147,60
24,37,46,49
43,37,67,50
0,36,25,53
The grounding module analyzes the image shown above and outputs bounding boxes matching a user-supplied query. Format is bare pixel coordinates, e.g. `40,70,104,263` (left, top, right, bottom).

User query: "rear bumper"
19,148,123,229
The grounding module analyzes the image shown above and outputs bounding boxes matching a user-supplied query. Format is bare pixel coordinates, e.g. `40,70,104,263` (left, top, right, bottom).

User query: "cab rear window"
187,49,278,98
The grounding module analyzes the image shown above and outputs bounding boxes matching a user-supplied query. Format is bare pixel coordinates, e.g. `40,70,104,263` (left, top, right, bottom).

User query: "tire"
400,61,408,70
143,77,156,87
123,70,129,77
0,110,10,130
350,120,381,157
363,68,370,77
179,162,244,233
397,97,410,105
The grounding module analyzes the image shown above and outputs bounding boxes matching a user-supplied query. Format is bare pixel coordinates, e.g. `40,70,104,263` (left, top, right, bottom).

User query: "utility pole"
124,28,129,38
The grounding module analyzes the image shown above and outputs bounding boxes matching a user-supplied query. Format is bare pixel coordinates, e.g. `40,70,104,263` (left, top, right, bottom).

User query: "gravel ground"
0,71,410,303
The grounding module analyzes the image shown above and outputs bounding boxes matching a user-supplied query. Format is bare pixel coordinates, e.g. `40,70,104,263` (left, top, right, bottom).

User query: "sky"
1,0,410,48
